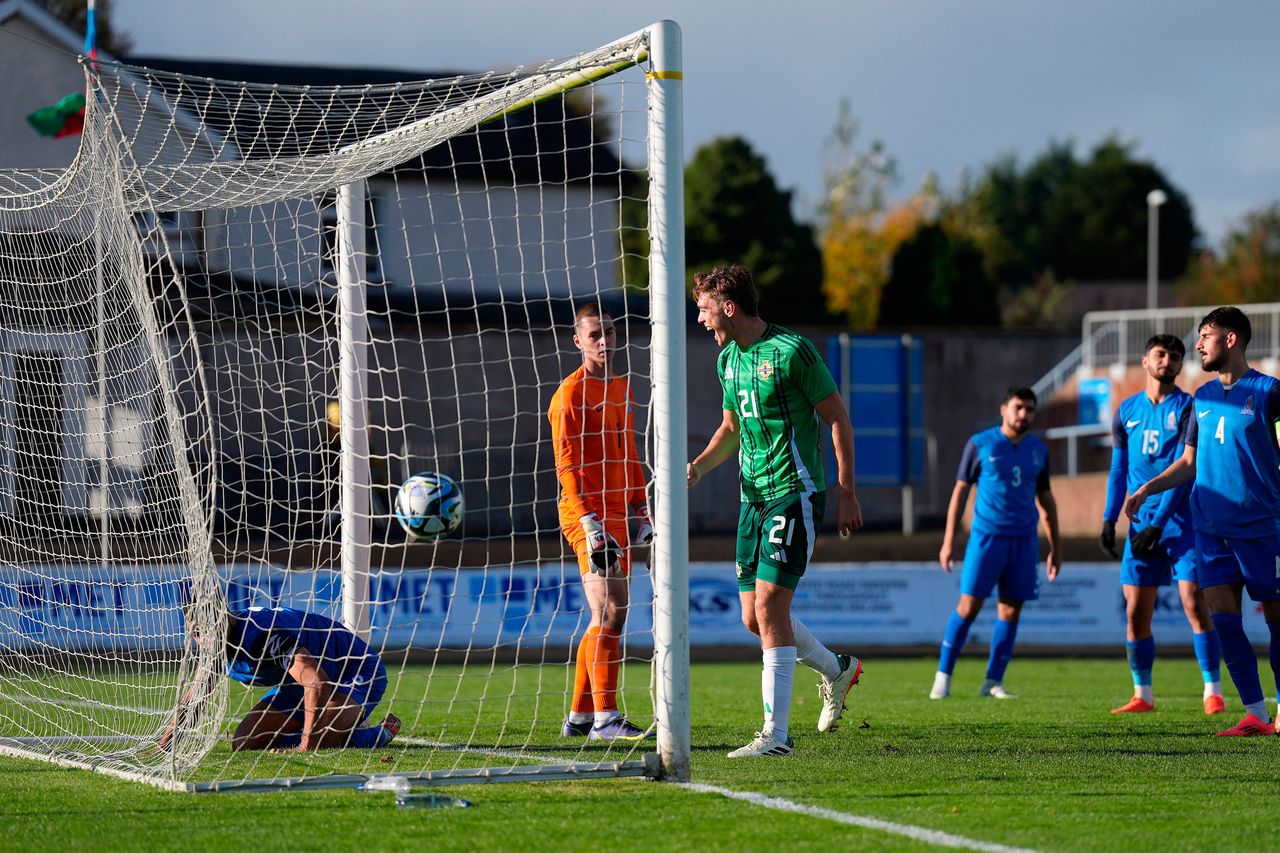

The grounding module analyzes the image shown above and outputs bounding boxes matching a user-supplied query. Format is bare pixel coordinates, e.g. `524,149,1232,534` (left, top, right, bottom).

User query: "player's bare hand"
686,462,701,488
939,543,954,573
1046,550,1062,582
270,744,310,754
837,492,863,537
1123,488,1148,521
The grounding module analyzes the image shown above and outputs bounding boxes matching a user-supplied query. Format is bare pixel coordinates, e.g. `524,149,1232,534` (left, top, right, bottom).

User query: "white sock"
761,646,797,741
1134,684,1153,703
1205,681,1222,698
1244,700,1270,722
594,710,620,725
568,711,592,724
933,672,951,690
791,617,841,680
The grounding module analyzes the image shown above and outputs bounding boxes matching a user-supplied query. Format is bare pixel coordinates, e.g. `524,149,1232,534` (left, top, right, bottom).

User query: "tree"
822,197,923,329
42,0,132,54
877,222,1000,327
958,137,1198,284
684,136,825,323
1180,204,1280,305
818,101,899,328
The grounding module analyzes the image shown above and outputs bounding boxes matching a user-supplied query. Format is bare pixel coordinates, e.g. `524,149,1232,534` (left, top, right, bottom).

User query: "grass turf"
2,657,1276,851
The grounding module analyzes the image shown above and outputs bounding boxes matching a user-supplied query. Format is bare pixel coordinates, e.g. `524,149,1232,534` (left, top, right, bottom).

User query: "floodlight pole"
1146,189,1167,311
647,19,690,783
337,181,372,641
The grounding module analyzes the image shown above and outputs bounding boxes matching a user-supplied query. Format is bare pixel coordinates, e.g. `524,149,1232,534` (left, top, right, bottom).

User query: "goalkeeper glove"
580,513,622,576
1131,525,1164,558
634,506,655,547
1099,521,1119,559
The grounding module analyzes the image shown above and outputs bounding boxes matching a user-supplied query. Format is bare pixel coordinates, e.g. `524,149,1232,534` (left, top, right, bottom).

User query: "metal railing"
1031,322,1118,403
1042,422,1110,477
1082,303,1280,372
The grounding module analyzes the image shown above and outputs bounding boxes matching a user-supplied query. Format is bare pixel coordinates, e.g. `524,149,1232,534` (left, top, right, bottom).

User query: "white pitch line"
679,783,1040,853
0,692,160,715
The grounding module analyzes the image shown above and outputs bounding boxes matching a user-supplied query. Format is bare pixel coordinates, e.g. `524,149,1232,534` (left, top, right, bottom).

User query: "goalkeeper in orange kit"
547,303,653,741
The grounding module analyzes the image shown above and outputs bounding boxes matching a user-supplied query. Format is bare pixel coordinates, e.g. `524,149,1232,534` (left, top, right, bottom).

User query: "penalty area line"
678,783,1040,853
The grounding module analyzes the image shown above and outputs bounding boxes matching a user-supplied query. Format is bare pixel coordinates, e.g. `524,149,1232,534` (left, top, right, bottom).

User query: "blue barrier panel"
825,334,925,487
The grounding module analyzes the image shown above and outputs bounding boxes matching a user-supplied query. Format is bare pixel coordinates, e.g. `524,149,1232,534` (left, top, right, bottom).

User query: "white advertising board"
0,562,1260,652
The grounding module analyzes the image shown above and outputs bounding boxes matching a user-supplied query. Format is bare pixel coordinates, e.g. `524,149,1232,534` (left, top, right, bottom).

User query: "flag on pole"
84,0,98,62
26,1,95,137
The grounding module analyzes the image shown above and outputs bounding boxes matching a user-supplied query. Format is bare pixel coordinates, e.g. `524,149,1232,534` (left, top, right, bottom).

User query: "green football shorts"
734,490,826,592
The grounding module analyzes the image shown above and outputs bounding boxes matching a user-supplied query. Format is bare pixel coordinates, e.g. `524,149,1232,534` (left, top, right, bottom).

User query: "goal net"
0,22,687,791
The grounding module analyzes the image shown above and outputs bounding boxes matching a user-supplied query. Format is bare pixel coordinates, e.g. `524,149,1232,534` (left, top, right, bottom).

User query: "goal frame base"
191,755,657,794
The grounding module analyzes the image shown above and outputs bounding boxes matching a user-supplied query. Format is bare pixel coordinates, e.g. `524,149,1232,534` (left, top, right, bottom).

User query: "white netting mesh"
0,29,664,788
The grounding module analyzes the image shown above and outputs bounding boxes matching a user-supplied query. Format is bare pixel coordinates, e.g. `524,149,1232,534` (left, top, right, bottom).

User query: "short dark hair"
1199,306,1252,349
1144,333,1185,358
573,303,612,328
1001,386,1037,406
691,264,759,317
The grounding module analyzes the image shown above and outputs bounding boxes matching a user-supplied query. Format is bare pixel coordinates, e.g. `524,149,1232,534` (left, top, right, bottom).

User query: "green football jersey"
717,324,838,502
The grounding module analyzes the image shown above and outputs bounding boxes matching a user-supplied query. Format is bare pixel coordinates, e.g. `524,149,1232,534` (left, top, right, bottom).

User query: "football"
393,472,464,540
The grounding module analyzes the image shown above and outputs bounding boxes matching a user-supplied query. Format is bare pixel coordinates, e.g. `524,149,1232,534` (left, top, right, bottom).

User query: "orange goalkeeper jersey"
547,367,647,528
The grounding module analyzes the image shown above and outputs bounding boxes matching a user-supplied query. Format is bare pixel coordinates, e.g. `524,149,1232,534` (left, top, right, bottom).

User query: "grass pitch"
3,657,1276,852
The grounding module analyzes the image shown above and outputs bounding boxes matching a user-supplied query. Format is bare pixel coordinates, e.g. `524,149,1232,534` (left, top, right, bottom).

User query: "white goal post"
0,20,687,791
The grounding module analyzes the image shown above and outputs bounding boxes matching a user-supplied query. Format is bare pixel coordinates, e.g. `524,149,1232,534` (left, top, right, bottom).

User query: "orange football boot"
1111,697,1155,714
1203,694,1226,715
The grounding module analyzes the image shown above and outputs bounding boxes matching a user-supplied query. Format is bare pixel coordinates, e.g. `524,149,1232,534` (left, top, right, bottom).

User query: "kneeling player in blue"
163,605,399,752
932,387,1061,700
1127,307,1280,736
1100,334,1224,715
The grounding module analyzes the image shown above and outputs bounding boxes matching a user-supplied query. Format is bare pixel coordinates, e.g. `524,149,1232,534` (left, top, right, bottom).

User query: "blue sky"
114,0,1280,246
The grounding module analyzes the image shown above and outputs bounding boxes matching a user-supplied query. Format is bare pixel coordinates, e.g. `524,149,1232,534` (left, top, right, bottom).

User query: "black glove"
1099,521,1119,559
1131,525,1164,558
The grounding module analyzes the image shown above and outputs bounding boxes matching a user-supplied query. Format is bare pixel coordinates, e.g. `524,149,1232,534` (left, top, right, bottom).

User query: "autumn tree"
1180,204,1280,304
817,101,900,328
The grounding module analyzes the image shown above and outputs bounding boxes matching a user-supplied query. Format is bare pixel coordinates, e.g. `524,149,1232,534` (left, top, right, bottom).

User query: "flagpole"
85,0,98,75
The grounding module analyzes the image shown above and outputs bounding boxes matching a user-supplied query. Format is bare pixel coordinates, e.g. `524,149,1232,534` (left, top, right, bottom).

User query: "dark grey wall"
171,321,1076,543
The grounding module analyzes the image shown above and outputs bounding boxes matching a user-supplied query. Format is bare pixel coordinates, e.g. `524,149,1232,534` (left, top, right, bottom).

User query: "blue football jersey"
225,607,381,688
1183,369,1280,539
957,426,1050,537
1103,389,1193,536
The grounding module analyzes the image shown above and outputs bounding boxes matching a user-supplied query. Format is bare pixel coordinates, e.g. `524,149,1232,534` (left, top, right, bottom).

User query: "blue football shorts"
1120,525,1198,587
959,529,1040,601
261,661,387,723
1195,530,1280,602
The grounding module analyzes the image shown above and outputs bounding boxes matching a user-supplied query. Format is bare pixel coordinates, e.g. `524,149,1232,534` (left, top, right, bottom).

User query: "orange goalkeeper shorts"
563,519,632,577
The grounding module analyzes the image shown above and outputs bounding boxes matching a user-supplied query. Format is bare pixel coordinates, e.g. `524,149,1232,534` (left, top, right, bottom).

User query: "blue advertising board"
1077,377,1112,425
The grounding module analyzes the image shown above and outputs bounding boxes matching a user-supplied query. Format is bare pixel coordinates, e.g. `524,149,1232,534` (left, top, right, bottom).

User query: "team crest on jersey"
1242,395,1255,415
757,360,774,381
1166,410,1176,430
